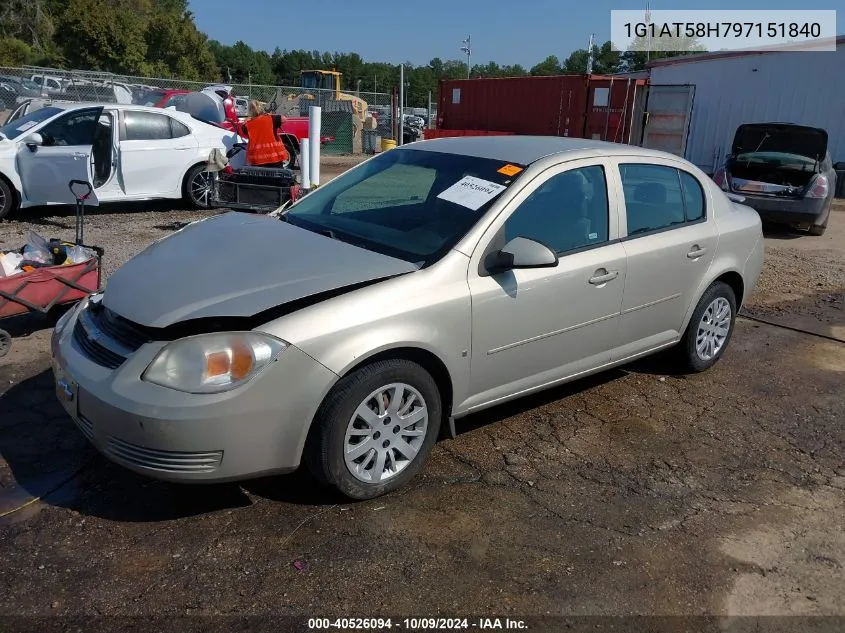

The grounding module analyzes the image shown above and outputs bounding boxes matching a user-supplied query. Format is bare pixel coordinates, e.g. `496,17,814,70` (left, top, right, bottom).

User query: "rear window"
139,90,167,107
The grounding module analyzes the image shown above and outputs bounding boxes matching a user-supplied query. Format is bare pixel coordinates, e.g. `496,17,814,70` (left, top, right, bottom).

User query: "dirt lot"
1,165,843,630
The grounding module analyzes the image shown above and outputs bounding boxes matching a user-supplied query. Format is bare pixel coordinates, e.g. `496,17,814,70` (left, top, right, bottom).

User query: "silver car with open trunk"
51,136,764,499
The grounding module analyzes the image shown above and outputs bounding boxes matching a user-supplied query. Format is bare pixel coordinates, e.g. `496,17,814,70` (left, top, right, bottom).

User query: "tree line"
0,0,704,106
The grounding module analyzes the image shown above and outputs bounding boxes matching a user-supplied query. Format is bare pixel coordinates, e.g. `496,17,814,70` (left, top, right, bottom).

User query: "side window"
170,118,190,138
503,165,609,254
679,170,705,221
619,163,686,236
123,111,173,141
39,109,100,147
331,164,436,213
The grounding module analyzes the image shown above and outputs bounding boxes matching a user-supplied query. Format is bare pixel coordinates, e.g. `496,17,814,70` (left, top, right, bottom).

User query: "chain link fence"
0,65,395,155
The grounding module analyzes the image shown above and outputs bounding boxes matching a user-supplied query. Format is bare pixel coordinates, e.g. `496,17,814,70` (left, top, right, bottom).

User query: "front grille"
105,436,223,474
73,319,125,369
72,304,151,369
90,306,151,350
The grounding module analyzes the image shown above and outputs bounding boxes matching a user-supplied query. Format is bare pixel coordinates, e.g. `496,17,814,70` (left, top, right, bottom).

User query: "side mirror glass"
23,132,43,150
484,236,558,275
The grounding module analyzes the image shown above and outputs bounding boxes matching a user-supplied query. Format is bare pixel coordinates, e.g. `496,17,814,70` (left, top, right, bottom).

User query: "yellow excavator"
299,69,368,122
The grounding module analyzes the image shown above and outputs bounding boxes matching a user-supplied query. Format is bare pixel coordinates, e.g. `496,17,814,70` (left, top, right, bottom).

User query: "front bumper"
733,191,830,227
50,307,338,483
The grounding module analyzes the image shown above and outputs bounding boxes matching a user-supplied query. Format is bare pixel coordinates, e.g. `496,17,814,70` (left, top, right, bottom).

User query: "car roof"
45,101,185,115
403,135,678,165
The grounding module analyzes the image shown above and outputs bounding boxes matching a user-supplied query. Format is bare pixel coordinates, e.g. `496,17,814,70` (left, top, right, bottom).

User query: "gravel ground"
0,173,843,630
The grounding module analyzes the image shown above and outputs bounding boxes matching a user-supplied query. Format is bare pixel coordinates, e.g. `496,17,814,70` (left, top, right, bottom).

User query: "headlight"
142,332,287,394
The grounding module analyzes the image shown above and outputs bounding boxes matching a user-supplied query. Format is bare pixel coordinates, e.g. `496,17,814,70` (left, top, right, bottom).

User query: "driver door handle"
589,269,619,285
687,245,708,259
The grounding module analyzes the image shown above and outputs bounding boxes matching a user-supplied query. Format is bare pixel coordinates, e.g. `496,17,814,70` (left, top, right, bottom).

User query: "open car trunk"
726,123,827,198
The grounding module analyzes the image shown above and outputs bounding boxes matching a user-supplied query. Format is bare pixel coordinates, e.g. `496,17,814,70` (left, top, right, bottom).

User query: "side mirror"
23,132,43,151
484,237,558,275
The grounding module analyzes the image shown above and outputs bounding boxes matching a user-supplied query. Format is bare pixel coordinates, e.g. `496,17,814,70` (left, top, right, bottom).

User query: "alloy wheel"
695,297,732,361
344,382,429,484
190,170,212,207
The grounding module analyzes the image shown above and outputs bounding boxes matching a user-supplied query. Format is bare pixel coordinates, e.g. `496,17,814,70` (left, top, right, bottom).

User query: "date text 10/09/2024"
307,618,529,630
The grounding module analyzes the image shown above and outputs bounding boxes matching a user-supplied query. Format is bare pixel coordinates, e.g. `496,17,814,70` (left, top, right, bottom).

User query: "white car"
0,101,240,219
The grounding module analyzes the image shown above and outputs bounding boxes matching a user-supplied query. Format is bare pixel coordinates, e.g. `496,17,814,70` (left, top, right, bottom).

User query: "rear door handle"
687,246,708,259
589,269,619,285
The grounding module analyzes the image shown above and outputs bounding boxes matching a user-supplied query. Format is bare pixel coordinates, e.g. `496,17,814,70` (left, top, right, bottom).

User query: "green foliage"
621,35,706,71
0,37,32,66
1,0,218,80
530,55,563,76
563,41,621,74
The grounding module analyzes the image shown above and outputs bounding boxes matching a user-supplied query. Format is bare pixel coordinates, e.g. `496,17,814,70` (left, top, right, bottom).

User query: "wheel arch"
280,133,300,154
681,265,746,334
335,345,455,422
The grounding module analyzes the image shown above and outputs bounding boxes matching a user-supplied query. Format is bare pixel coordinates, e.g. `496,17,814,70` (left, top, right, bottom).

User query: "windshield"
285,148,526,266
0,106,61,139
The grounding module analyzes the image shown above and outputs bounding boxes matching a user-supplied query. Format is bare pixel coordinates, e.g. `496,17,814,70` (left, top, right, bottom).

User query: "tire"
281,138,297,169
183,164,212,209
808,223,827,236
0,177,18,221
305,359,442,500
678,281,737,373
0,329,11,358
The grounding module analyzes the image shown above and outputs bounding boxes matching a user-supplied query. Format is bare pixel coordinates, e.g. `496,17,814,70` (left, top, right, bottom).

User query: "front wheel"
0,178,18,221
306,359,442,500
678,281,737,373
183,164,212,209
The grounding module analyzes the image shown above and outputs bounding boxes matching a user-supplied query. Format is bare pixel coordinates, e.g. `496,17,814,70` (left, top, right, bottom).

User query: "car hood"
731,123,828,160
103,212,419,328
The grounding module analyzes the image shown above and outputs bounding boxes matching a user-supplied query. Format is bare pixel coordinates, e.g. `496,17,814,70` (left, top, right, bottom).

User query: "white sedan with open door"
0,102,240,219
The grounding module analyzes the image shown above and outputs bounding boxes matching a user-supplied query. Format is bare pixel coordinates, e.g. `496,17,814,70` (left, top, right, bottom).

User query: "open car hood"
731,123,828,160
102,212,419,329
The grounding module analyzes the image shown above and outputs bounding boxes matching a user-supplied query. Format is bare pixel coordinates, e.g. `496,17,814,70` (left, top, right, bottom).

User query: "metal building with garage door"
645,36,845,175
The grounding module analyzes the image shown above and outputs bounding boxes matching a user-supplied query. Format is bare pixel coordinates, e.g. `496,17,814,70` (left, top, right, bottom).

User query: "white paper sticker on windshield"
437,176,506,211
16,121,38,132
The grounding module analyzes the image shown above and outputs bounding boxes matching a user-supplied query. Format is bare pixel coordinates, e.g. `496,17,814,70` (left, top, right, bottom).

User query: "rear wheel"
183,164,212,209
808,223,827,236
0,178,17,221
678,281,737,373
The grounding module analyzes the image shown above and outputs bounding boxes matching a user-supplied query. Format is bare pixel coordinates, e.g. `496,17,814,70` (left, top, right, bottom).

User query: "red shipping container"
437,74,645,143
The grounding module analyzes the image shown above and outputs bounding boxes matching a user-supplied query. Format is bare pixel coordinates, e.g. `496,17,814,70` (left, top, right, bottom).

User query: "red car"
142,88,190,109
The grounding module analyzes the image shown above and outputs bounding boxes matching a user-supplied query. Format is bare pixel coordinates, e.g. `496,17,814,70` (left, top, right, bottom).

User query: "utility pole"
645,1,652,64
586,33,595,74
460,35,472,79
399,64,404,145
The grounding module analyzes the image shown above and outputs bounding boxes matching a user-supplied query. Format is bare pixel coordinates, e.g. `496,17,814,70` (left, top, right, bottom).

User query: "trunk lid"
727,123,828,198
731,123,828,161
